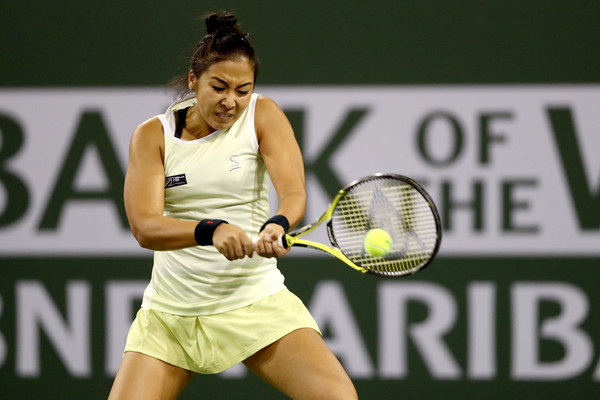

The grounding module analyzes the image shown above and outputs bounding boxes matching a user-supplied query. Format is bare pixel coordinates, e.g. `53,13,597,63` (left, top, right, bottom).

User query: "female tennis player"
107,12,358,400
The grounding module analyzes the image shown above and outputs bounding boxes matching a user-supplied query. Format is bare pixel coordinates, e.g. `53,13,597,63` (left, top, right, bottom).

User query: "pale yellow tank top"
141,93,286,315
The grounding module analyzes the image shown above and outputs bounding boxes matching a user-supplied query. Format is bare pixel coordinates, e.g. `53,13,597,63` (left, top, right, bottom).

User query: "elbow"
130,226,156,250
137,237,155,250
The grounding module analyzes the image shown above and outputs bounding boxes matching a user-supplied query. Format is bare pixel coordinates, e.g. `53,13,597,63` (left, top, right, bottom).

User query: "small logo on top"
230,154,241,171
165,173,187,188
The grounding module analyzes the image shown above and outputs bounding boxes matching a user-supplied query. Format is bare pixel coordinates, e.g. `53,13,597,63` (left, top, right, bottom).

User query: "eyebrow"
211,77,253,88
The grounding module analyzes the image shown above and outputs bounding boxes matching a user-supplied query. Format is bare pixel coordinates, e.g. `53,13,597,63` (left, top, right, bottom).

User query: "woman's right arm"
124,118,253,259
123,118,199,250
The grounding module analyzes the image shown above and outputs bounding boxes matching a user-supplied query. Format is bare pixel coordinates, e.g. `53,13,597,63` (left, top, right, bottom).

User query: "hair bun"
205,12,237,35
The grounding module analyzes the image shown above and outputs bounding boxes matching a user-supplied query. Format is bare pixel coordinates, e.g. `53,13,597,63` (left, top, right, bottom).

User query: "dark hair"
171,12,259,98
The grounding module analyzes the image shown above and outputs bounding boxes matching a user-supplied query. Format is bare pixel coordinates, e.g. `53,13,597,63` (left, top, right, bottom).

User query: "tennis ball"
364,229,392,257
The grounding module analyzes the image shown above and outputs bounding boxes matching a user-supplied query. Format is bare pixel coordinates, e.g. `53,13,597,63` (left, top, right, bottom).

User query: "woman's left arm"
255,95,306,257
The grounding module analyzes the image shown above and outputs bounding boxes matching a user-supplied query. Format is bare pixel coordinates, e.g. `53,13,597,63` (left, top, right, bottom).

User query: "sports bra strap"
174,107,190,139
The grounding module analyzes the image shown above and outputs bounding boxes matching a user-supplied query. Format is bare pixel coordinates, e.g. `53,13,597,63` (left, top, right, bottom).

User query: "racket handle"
277,234,289,249
252,234,289,249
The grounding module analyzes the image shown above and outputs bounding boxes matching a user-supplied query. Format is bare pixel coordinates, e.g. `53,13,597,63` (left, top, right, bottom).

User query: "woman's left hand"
254,223,290,258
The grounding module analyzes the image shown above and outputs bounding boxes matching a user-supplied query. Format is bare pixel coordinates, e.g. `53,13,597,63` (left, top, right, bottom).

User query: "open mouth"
216,112,233,121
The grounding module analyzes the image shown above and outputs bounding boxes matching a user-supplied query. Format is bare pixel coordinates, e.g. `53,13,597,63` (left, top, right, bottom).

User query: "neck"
183,105,215,140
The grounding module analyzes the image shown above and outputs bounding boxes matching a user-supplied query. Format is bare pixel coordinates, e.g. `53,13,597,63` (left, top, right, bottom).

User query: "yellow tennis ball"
364,229,392,257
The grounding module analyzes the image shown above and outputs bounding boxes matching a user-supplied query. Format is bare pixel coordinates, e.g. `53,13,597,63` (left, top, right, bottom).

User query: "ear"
188,70,196,90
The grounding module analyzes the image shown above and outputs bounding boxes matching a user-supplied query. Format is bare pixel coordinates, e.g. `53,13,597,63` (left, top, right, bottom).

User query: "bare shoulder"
133,116,163,140
255,94,280,111
126,116,166,168
256,94,288,119
255,95,291,140
130,116,164,149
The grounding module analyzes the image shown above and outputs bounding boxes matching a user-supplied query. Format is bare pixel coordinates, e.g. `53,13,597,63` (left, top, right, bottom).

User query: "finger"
233,241,247,259
272,236,290,256
254,239,267,256
219,246,233,261
243,239,254,258
255,238,274,258
222,241,242,261
225,244,237,261
273,243,289,257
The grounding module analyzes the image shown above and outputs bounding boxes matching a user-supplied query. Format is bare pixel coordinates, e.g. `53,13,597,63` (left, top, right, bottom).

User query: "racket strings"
331,178,438,276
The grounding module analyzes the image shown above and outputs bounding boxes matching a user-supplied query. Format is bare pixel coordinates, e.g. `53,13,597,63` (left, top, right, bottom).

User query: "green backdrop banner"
1,0,599,399
1,257,600,399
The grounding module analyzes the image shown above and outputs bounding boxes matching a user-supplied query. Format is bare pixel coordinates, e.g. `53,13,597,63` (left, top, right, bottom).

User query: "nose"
221,92,235,109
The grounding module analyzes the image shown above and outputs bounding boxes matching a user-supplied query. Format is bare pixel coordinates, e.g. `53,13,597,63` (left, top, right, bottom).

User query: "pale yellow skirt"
124,289,320,374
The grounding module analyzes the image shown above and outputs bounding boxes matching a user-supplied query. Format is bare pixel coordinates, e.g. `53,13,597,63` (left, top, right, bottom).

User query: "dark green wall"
1,0,598,86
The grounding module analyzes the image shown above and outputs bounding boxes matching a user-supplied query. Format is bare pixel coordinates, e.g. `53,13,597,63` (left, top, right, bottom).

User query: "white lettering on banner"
511,283,593,380
467,282,497,379
2,279,600,381
0,87,598,255
378,282,461,379
15,281,91,377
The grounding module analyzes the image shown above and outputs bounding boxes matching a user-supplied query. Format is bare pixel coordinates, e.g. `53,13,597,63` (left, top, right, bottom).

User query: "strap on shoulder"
174,107,189,139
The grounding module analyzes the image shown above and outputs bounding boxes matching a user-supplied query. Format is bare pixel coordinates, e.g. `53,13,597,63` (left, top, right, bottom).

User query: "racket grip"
252,235,289,249
277,234,289,249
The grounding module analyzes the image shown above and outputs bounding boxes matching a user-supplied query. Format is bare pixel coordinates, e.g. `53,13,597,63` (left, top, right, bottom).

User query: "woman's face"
189,58,255,133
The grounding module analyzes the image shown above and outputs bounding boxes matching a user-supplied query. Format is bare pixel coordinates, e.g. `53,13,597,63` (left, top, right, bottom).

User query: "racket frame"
281,173,442,277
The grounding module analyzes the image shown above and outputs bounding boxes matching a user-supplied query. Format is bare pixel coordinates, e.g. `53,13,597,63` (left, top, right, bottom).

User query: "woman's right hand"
212,223,254,261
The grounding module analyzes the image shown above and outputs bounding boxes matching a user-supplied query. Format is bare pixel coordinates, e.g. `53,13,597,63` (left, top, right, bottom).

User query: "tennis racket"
278,173,442,277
